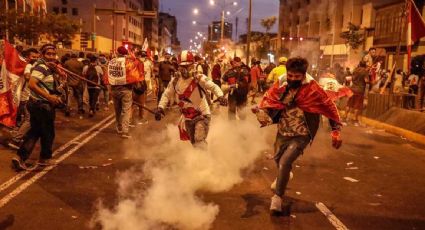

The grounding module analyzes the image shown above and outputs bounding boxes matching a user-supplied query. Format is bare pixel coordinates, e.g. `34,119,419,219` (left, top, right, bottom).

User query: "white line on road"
316,202,349,230
0,114,114,194
0,118,115,208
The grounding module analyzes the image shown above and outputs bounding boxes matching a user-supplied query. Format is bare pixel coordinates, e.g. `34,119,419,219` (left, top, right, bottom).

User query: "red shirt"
250,65,261,87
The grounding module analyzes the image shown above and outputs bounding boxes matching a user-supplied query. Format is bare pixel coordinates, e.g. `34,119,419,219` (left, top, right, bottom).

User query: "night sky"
160,0,279,49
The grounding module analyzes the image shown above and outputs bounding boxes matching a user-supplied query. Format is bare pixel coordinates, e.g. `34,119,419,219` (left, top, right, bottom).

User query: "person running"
253,57,342,215
154,50,227,148
222,57,250,120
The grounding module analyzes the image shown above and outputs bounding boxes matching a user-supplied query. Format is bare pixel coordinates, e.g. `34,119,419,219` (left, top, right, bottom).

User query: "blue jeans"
273,134,310,197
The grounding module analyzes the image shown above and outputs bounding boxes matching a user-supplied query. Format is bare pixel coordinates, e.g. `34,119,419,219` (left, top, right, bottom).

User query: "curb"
361,117,425,145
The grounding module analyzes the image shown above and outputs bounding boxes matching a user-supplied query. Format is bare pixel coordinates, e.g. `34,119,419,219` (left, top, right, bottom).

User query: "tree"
260,16,277,58
43,13,80,45
340,23,364,50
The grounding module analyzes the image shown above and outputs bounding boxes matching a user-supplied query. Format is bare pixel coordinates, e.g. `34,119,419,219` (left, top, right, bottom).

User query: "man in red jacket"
254,57,342,215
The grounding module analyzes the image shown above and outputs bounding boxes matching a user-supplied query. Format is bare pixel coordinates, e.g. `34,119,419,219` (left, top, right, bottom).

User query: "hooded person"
154,50,227,148
253,57,343,215
222,56,251,120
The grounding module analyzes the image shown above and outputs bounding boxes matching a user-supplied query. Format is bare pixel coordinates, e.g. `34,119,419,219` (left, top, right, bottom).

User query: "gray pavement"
0,102,424,230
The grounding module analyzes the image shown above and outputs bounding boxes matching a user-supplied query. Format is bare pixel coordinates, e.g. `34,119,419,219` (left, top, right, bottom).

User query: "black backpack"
86,64,99,87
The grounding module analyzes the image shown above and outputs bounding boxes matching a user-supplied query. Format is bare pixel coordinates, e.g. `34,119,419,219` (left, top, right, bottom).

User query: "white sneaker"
270,195,283,213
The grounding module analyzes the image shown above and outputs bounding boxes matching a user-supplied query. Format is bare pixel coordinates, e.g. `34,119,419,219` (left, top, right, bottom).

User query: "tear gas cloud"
94,112,270,230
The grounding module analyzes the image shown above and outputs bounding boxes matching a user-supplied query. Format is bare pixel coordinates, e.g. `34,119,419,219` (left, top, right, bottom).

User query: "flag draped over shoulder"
0,41,27,127
407,0,425,71
259,75,341,123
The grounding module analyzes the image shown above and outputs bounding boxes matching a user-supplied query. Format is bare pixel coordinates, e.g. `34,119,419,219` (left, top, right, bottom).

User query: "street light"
193,8,199,15
192,21,197,25
209,0,215,6
226,11,230,15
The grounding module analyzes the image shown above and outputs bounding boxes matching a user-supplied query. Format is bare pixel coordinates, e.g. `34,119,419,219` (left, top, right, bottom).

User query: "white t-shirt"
20,63,33,101
143,58,153,81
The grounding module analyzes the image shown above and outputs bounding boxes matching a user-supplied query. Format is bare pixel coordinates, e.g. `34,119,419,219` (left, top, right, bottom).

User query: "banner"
0,41,27,127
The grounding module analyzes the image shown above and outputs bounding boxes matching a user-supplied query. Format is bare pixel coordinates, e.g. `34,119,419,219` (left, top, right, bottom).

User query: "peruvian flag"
407,0,425,71
142,38,152,60
0,41,27,127
318,74,353,101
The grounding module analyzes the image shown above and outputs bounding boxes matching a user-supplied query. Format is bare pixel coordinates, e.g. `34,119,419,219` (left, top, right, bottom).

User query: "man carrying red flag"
253,57,342,214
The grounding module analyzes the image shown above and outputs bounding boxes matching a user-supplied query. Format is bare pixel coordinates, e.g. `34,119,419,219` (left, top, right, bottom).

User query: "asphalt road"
0,101,424,230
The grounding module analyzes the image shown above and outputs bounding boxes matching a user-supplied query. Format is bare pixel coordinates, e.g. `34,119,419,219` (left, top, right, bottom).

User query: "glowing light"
226,11,230,15
193,8,199,15
195,36,198,39
233,2,238,6
192,21,197,25
210,0,215,5
299,37,304,41
289,37,293,41
190,39,193,43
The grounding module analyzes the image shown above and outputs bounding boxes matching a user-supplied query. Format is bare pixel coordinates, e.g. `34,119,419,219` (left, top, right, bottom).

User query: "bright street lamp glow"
209,0,215,6
226,11,230,15
190,39,193,43
193,8,199,15
192,21,197,25
233,2,238,6
195,36,198,39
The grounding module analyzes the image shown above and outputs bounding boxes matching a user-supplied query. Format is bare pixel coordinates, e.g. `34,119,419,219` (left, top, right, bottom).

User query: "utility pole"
92,4,96,52
235,17,238,41
246,0,252,64
5,0,9,41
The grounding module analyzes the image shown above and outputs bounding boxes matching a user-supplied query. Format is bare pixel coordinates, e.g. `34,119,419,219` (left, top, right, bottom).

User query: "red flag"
407,0,425,71
0,41,27,127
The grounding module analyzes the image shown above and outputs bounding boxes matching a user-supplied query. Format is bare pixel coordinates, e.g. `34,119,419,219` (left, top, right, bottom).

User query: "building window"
53,7,59,14
61,7,67,14
72,8,78,16
62,0,68,5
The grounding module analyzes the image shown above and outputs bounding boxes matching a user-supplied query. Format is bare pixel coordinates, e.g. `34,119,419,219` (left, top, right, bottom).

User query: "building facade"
46,0,158,54
277,0,425,71
158,12,181,55
208,21,233,42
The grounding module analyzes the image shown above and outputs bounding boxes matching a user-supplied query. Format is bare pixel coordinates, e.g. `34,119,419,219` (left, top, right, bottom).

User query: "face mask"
287,79,303,89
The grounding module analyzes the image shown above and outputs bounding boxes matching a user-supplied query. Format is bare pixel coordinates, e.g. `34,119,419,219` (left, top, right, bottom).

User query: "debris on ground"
374,156,380,159
368,202,382,206
71,215,78,219
295,191,301,195
79,166,98,169
263,167,269,170
295,165,300,168
290,214,296,218
343,177,359,182
102,163,113,167
346,162,354,166
346,167,359,170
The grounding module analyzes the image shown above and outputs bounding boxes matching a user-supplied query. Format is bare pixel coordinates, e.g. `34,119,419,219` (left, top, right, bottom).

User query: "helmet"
178,50,194,66
278,57,288,64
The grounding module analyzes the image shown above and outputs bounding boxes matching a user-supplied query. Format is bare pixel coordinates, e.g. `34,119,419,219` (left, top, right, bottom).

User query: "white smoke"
93,111,270,230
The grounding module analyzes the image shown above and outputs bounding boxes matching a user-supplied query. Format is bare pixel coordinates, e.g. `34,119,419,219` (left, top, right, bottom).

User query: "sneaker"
116,127,123,134
38,158,56,166
11,158,28,171
270,195,283,214
89,110,94,117
121,133,131,139
129,123,136,128
7,138,21,150
137,118,148,125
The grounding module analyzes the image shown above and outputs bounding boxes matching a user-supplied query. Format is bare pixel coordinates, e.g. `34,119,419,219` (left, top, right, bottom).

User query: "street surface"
0,100,425,230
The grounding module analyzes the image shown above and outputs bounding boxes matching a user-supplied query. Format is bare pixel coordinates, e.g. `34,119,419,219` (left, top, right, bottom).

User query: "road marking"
316,202,349,230
0,114,114,194
0,118,114,208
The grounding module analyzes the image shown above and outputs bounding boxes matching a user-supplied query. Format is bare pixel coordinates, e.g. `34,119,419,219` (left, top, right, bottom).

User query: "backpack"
86,64,100,87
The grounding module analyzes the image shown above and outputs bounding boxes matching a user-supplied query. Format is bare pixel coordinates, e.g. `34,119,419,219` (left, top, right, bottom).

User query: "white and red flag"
0,41,27,127
407,0,425,71
142,38,153,60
